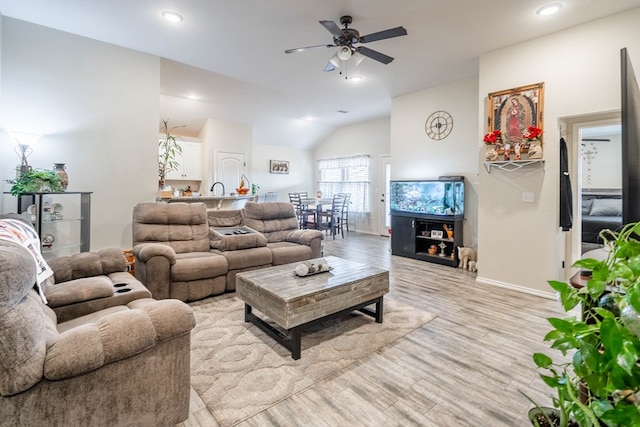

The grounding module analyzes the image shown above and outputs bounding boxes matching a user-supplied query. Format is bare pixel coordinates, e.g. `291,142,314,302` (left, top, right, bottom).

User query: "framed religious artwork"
487,82,544,144
269,160,289,174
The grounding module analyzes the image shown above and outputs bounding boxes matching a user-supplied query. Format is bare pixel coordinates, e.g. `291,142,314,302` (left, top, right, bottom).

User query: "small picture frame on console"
430,230,443,239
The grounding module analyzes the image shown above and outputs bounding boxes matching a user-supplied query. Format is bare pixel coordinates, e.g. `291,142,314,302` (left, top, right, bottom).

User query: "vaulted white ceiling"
2,0,640,149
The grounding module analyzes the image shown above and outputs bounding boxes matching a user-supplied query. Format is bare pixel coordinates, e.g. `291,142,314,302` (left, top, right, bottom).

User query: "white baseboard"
475,276,556,300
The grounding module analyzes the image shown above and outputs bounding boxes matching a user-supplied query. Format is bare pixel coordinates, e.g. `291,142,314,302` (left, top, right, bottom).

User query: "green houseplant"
529,222,640,426
158,119,184,188
7,169,64,196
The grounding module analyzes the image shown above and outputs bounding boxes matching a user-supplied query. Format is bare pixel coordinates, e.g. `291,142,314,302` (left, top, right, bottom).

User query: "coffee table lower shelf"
244,296,384,360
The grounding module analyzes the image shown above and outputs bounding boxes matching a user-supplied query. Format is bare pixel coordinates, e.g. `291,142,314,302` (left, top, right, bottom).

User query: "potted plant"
7,169,64,196
158,119,184,189
527,222,640,426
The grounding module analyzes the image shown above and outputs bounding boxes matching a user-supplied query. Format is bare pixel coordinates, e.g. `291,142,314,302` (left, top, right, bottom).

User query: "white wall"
581,135,622,189
390,77,479,246
251,144,314,202
199,118,252,195
477,8,640,296
0,17,160,250
314,117,390,235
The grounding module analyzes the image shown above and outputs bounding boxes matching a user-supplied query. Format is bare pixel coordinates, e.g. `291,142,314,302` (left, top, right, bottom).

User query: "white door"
379,155,391,236
216,152,245,195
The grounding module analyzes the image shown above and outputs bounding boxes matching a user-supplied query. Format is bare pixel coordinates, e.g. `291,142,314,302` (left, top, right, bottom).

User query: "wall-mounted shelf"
483,159,545,173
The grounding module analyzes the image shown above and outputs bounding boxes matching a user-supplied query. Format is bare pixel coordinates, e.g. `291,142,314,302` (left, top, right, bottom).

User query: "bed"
581,192,622,244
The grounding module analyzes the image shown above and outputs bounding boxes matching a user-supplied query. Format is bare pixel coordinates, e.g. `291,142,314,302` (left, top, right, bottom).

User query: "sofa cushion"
268,242,314,265
207,209,245,227
171,253,228,282
215,246,273,270
48,248,127,283
209,229,268,251
133,203,210,253
244,202,300,242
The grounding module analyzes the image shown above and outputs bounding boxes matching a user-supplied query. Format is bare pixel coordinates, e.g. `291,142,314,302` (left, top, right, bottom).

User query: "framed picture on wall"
487,82,544,144
270,160,289,174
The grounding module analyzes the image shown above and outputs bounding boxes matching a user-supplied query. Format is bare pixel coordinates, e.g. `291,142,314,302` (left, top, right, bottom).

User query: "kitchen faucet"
210,181,225,196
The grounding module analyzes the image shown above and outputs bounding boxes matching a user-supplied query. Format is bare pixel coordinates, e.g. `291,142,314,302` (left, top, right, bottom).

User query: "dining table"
300,197,334,211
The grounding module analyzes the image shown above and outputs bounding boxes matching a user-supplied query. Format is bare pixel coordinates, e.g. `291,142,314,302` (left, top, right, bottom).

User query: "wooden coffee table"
235,256,389,359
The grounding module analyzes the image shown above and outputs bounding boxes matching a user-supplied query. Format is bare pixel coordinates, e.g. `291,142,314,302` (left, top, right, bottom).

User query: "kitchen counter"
163,195,256,210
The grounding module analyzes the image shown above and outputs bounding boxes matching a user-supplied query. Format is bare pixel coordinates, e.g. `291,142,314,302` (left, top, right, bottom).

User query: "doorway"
215,152,246,196
378,155,391,236
563,112,621,270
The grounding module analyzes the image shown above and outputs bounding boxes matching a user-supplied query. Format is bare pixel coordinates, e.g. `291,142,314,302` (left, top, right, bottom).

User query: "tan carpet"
189,293,436,426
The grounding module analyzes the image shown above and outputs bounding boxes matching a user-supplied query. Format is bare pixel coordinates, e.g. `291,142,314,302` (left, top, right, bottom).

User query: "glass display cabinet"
14,192,91,260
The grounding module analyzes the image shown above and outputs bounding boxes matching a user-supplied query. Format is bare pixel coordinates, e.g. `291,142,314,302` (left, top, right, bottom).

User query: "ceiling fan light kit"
285,15,407,78
337,46,352,60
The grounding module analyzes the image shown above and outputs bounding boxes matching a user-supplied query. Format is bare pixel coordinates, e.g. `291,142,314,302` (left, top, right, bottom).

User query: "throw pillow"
589,198,622,216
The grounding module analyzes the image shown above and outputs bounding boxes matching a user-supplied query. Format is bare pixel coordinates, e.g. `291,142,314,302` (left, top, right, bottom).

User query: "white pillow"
589,198,622,216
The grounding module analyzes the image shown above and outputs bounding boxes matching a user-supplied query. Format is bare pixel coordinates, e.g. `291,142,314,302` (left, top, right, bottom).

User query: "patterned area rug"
189,293,436,426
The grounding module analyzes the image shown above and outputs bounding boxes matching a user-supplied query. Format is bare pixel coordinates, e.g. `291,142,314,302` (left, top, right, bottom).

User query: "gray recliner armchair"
0,239,195,426
132,202,229,301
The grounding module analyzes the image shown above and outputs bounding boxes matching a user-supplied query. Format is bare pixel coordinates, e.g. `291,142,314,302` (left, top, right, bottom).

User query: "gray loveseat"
207,202,324,291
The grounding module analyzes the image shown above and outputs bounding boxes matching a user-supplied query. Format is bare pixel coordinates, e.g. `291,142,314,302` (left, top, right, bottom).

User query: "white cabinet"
163,138,203,181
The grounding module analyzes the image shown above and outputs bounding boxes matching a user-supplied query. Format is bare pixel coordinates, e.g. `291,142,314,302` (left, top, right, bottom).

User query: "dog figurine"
457,246,476,270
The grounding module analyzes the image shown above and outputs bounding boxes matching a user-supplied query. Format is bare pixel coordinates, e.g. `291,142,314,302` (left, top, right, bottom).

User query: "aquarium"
390,179,464,217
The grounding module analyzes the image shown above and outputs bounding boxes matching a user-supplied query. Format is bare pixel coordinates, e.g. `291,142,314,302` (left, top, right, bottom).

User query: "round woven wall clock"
425,111,453,140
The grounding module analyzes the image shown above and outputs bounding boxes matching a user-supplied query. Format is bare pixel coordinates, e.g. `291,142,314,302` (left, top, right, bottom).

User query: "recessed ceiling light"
349,75,363,82
303,115,315,121
186,94,199,100
161,10,183,23
537,3,562,16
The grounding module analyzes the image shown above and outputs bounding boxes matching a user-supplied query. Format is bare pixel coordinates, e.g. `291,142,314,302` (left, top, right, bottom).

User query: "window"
317,155,370,213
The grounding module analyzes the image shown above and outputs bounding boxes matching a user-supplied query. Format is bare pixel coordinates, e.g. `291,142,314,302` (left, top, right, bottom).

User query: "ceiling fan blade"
319,20,345,39
324,61,336,72
359,26,407,43
356,46,394,64
285,44,334,54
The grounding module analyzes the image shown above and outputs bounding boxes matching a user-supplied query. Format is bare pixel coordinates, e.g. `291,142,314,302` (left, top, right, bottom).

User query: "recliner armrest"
285,229,324,246
133,243,176,264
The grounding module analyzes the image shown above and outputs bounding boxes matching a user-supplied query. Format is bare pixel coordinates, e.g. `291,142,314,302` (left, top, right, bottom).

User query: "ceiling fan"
284,15,407,72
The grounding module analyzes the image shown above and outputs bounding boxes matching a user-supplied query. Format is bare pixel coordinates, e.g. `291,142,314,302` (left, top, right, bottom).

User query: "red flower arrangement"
523,125,543,142
483,130,502,145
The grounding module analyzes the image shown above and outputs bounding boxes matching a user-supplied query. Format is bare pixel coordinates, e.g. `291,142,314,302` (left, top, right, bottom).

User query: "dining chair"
265,192,278,202
337,192,351,233
306,194,347,239
288,192,314,228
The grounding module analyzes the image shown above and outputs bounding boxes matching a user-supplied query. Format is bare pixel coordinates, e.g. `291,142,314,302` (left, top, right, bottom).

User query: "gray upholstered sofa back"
244,202,300,243
132,202,210,253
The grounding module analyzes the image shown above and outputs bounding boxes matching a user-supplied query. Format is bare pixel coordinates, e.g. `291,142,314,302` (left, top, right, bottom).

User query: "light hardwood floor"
180,233,564,426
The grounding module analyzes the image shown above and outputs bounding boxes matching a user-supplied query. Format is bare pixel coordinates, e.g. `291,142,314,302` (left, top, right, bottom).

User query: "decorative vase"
53,163,69,190
528,142,543,159
485,146,499,161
